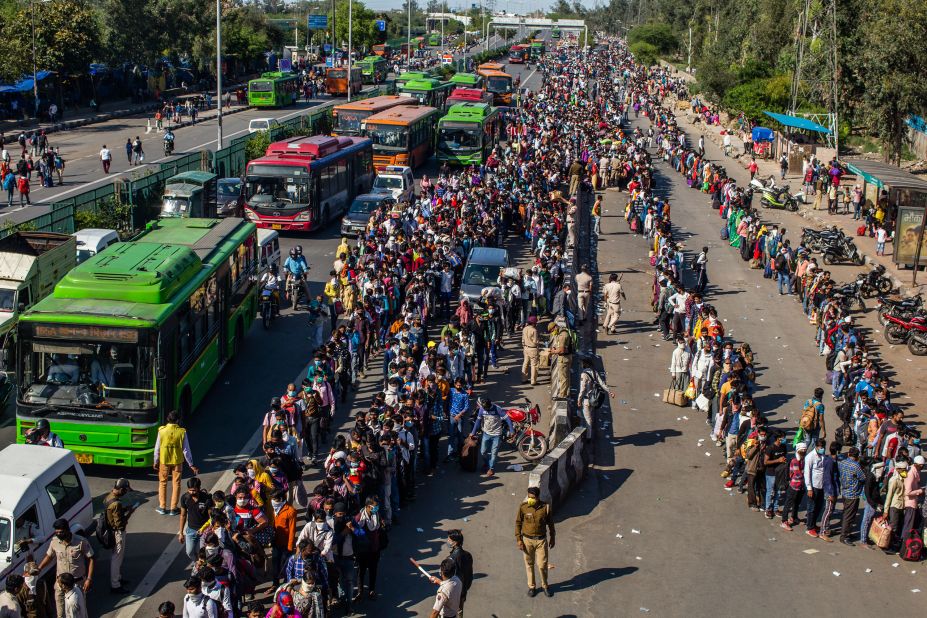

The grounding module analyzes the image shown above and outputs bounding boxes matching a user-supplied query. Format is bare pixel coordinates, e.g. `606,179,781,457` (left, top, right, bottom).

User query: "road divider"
529,426,590,511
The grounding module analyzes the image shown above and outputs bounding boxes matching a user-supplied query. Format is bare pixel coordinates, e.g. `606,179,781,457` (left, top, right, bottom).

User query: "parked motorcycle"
908,328,927,356
801,226,846,253
502,399,550,462
877,294,925,326
750,176,800,212
883,312,927,345
822,237,864,266
831,277,866,312
859,264,893,297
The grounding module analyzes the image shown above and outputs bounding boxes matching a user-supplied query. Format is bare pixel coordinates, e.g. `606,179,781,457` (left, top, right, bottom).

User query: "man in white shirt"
181,575,217,618
602,273,625,334
99,144,112,174
57,574,87,618
429,558,462,618
803,438,827,537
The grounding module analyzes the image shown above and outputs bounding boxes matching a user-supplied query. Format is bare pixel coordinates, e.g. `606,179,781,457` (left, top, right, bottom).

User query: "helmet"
289,248,297,258
270,397,282,410
477,396,491,409
295,245,303,256
35,419,50,432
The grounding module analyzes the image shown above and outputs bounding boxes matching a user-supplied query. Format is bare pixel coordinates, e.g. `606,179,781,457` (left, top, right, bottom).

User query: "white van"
73,228,119,264
248,118,281,134
0,444,93,586
257,228,281,271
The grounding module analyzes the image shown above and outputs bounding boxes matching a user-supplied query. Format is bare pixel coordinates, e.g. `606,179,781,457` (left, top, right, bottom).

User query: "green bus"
530,40,545,59
354,55,389,84
551,26,561,39
399,78,454,109
15,217,259,467
396,71,433,87
428,33,441,46
248,71,299,107
436,102,501,165
449,72,484,89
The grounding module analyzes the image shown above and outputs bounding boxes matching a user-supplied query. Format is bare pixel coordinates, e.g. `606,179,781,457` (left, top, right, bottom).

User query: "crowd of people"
0,130,65,206
591,42,926,559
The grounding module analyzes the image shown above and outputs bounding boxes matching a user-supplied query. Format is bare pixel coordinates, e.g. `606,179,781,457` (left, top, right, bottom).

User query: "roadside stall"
750,126,774,159
762,111,831,174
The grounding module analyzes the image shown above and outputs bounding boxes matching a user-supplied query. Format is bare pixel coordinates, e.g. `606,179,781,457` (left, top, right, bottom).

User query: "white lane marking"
110,359,313,618
1,102,336,219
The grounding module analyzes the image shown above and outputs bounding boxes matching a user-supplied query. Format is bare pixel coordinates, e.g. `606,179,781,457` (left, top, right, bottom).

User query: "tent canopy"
762,111,831,134
751,126,774,142
0,70,54,94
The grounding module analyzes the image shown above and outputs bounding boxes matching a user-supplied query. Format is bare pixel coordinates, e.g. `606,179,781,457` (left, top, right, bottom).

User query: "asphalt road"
0,57,543,618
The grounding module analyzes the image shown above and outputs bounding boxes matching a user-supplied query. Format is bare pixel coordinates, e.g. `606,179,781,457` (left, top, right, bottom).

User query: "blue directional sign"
375,20,386,32
308,14,328,30
326,57,334,67
280,58,292,72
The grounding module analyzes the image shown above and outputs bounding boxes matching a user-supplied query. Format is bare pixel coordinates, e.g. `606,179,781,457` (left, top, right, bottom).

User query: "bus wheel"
178,389,192,427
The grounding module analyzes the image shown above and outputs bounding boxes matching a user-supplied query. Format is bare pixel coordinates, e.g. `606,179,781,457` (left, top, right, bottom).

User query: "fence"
0,103,339,239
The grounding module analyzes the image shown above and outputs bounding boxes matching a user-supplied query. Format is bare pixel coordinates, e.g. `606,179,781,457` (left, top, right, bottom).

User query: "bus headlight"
295,211,312,221
131,429,149,443
244,208,258,221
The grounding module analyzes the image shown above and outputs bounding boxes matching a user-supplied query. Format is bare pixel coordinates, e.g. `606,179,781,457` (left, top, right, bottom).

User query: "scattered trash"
893,563,900,568
768,538,777,542
803,549,819,555
913,589,921,593
705,452,711,456
623,346,630,350
635,556,642,561
912,571,918,575
682,415,689,420
639,608,650,613
416,528,424,533
653,393,660,397
620,400,628,404
631,408,638,411
677,417,681,421
631,529,640,534
624,358,630,361
832,571,840,577
510,464,524,472
654,344,660,347
865,568,872,574
616,533,623,539
463,517,470,522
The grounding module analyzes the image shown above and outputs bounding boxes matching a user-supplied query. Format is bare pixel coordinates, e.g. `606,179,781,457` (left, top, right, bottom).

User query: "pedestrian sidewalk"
670,99,927,296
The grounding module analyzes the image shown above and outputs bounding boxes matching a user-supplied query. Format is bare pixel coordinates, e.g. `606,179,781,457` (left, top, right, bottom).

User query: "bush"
629,42,659,66
722,74,791,122
74,197,132,232
628,23,679,55
245,132,272,162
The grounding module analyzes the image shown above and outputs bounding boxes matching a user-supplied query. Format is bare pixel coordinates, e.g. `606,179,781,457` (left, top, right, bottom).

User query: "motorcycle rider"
163,128,175,155
25,418,64,447
284,248,311,306
469,396,514,478
259,264,282,316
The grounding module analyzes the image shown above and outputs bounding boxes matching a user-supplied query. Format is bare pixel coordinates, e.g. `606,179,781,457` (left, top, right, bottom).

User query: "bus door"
217,263,230,365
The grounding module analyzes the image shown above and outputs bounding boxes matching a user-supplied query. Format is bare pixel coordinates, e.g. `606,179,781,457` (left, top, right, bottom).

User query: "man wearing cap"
154,410,199,516
574,265,593,322
602,273,625,334
521,316,540,385
781,442,808,531
105,479,136,594
901,454,925,543
515,487,555,598
36,519,94,617
18,559,53,618
548,322,572,399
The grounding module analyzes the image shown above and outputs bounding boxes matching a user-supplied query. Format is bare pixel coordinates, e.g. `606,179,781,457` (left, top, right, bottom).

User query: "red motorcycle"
504,399,549,462
883,312,927,346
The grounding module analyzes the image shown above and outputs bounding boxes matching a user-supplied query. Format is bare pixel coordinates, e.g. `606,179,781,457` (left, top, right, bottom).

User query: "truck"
160,171,218,218
0,232,76,370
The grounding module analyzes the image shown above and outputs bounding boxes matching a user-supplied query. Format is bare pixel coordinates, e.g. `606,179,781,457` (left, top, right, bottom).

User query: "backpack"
902,529,923,562
799,402,818,431
824,349,838,371
583,370,606,409
95,501,116,549
835,422,855,448
565,328,578,354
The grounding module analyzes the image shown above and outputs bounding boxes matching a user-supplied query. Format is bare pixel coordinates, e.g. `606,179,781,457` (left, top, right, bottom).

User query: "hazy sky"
360,0,603,12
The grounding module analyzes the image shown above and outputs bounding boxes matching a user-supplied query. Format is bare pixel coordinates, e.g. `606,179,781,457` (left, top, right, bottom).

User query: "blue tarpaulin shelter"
751,126,774,142
762,111,831,134
0,70,53,93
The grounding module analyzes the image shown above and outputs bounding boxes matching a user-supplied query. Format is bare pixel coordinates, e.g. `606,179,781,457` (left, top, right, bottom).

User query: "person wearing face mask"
37,520,95,617
178,477,211,566
269,490,297,589
181,576,217,618
515,487,555,598
331,502,358,615
444,530,473,615
803,438,828,538
199,567,232,618
884,459,909,551
297,513,334,563
16,561,52,618
669,337,691,395
353,497,384,602
900,455,925,548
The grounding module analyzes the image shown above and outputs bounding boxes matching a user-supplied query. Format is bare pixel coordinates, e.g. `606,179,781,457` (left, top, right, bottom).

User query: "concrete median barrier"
528,426,589,512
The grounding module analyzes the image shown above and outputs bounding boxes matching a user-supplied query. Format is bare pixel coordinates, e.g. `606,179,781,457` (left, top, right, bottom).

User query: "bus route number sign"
35,324,139,344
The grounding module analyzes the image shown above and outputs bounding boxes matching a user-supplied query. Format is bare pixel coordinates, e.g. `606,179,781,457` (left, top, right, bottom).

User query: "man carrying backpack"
577,358,614,439
798,388,827,447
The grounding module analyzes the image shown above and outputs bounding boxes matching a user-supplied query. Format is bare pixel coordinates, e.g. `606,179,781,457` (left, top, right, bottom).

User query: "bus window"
367,125,408,149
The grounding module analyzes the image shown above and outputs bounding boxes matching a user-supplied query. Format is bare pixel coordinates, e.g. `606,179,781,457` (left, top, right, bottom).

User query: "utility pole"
348,0,352,101
686,24,692,73
216,0,223,149
407,0,412,69
831,0,840,158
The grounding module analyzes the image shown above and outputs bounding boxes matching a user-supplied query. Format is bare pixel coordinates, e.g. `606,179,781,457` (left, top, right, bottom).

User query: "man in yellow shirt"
153,411,199,515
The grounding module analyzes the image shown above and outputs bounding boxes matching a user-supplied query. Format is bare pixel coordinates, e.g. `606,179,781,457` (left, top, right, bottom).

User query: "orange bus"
372,44,392,57
325,67,363,97
362,105,441,169
443,87,493,111
332,95,416,136
477,62,506,74
482,70,514,106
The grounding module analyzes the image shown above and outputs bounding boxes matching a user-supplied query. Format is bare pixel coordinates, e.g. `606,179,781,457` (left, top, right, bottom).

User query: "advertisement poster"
893,205,927,265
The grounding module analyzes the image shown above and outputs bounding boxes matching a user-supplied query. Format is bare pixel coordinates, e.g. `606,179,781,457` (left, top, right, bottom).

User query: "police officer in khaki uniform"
515,487,555,598
521,315,540,385
36,518,95,617
105,478,136,594
549,322,572,399
575,265,593,321
602,273,625,334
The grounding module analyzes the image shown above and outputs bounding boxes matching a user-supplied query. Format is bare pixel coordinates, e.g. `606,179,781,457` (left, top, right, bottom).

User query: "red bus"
443,87,494,111
508,44,529,64
243,135,374,232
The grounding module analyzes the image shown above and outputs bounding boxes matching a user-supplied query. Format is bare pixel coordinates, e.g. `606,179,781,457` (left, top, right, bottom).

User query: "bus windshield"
250,81,273,92
366,124,409,150
486,76,512,93
162,197,191,217
329,69,347,79
336,111,365,134
439,126,481,151
19,338,156,410
0,289,15,312
245,177,312,207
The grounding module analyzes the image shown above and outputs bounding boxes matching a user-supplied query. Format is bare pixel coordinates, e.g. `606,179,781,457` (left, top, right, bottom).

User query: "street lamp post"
347,0,352,102
216,0,223,149
407,0,412,69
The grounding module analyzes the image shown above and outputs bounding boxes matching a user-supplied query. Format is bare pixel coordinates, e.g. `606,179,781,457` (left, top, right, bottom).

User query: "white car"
248,118,281,134
371,166,414,203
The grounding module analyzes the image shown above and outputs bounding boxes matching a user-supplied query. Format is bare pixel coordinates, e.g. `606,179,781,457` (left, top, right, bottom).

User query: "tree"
627,23,678,55
0,0,102,82
331,0,380,51
629,41,658,66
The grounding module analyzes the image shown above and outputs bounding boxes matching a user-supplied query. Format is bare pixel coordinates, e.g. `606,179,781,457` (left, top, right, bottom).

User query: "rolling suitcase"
460,435,479,472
